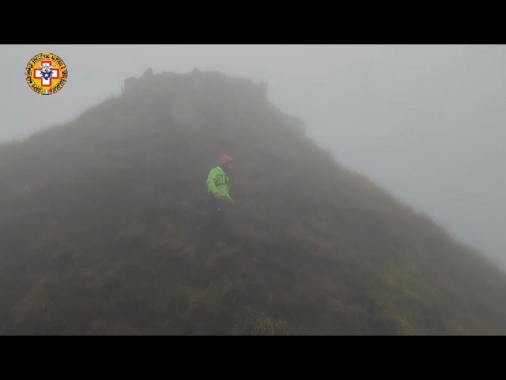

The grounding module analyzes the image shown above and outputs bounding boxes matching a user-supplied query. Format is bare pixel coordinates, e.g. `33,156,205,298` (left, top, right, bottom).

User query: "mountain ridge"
0,68,505,335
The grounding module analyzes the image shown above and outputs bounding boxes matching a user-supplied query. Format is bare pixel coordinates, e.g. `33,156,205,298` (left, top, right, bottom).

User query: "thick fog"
2,44,505,269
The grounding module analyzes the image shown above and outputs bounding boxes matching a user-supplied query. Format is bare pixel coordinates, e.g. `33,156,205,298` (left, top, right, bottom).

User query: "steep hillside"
0,68,505,335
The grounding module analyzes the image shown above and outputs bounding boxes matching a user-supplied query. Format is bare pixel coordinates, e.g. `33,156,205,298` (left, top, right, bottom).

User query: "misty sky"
2,44,505,269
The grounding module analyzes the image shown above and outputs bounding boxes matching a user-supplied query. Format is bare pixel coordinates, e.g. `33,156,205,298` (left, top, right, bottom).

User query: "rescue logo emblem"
25,52,68,95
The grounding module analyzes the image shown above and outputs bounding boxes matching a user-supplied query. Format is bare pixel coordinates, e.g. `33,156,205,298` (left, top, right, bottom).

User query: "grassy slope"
0,70,505,335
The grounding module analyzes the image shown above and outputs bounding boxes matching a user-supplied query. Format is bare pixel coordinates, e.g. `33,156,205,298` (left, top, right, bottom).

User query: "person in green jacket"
205,153,235,236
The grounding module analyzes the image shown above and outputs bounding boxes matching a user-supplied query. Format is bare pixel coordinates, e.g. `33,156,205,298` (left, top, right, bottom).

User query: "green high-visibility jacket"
207,166,234,203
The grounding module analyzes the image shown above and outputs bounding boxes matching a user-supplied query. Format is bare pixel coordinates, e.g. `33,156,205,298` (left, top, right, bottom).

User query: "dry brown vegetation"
0,69,505,335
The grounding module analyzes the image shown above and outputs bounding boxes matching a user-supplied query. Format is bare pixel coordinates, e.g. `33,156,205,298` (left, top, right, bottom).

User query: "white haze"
1,44,505,270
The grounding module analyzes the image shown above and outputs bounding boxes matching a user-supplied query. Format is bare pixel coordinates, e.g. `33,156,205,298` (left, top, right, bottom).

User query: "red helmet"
219,154,234,165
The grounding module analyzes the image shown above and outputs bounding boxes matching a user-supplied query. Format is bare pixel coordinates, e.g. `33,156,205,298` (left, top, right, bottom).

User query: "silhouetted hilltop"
0,69,505,335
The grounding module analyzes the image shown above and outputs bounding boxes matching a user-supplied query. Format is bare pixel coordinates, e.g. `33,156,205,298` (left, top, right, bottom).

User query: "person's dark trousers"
205,194,232,241
207,194,228,229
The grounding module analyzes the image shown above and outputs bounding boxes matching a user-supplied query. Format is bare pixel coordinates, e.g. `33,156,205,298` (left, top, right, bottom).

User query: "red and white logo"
26,52,68,95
